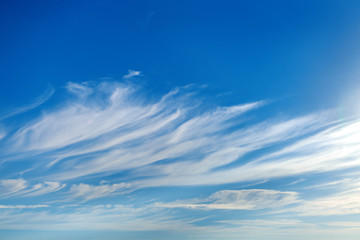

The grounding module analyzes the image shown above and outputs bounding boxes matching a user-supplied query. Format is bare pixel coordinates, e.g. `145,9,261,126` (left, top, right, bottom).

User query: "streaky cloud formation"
0,128,5,141
1,81,360,240
6,82,267,181
282,176,360,216
2,81,360,187
0,178,65,198
70,182,133,201
0,178,27,197
0,204,201,232
0,86,54,121
3,1,360,239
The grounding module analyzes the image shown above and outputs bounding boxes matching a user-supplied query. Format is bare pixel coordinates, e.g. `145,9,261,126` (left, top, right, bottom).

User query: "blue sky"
1,1,360,239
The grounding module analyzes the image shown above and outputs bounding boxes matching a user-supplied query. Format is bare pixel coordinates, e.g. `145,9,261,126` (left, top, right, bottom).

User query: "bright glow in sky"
1,1,360,240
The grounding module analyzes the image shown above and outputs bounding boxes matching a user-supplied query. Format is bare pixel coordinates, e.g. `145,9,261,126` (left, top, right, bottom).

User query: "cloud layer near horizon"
1,81,360,238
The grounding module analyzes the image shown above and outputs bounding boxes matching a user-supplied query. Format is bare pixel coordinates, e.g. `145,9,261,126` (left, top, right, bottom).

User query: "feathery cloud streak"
0,179,65,198
1,81,359,188
0,86,54,121
70,182,133,201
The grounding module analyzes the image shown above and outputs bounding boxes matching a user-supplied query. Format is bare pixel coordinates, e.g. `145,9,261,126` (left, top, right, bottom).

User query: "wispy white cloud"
11,82,140,151
325,221,360,228
136,117,360,187
287,181,360,216
69,182,133,201
0,128,6,141
5,82,265,181
209,219,360,240
65,82,93,99
287,178,306,186
2,202,359,240
303,178,352,189
25,181,66,197
0,86,54,121
0,204,48,209
123,69,141,79
0,204,202,232
0,179,65,198
0,178,27,197
262,175,360,217
217,219,315,228
296,191,360,216
155,189,299,210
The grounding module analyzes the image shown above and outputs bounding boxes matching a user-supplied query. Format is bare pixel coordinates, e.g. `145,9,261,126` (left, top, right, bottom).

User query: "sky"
1,0,360,239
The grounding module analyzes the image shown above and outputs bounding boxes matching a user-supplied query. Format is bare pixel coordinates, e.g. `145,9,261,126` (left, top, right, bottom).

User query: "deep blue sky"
1,0,360,110
1,1,360,240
